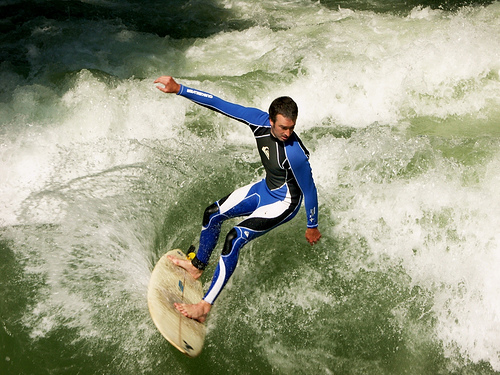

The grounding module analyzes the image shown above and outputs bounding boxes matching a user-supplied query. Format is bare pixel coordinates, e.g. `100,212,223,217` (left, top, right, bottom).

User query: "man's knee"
222,228,238,256
203,203,219,227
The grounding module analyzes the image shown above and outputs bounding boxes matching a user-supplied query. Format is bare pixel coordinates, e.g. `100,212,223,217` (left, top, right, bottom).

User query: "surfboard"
147,249,206,357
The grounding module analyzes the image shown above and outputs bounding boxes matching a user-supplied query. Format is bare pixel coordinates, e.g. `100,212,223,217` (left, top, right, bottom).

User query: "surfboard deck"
147,249,206,357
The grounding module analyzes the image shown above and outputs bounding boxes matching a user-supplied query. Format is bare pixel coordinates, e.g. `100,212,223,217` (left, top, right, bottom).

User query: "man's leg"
173,223,265,322
170,182,262,322
192,182,261,270
203,188,302,305
174,181,300,320
202,226,257,304
169,202,221,278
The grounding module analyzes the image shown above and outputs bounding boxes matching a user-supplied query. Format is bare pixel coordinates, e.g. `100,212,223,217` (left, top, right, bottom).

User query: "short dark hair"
269,96,298,123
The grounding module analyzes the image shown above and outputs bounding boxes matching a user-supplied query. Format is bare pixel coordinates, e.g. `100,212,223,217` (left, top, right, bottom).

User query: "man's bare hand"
305,227,321,245
154,76,181,94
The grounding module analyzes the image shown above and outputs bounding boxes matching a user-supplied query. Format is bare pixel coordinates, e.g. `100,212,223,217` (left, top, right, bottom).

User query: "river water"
1,0,500,374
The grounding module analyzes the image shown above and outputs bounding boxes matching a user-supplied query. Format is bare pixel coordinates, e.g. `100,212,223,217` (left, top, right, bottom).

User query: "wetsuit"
178,85,319,304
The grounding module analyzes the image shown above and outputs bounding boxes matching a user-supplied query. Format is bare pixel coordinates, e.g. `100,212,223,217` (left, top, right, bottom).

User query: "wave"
1,1,500,374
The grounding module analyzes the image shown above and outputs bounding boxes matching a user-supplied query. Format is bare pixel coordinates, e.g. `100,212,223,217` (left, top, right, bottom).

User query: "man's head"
269,96,298,123
269,96,298,142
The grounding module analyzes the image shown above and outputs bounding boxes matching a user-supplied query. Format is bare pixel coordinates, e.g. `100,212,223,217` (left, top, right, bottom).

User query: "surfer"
155,76,321,322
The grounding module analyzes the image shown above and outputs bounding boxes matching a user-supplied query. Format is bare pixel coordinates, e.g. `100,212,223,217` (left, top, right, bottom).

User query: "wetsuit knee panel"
222,228,238,256
203,202,220,227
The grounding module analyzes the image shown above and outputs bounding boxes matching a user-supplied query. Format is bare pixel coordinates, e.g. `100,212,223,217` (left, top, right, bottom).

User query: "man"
155,76,321,322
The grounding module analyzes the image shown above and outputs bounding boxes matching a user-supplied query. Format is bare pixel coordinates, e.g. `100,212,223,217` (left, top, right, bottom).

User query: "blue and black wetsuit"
178,85,319,304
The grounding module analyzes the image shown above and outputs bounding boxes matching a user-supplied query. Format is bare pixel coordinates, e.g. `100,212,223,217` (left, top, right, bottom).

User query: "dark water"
1,0,500,374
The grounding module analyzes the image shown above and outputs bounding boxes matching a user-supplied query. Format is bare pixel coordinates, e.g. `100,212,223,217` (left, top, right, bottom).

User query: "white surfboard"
147,249,206,357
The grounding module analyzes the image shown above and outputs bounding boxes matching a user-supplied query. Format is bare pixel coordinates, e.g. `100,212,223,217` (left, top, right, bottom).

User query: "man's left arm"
287,144,321,245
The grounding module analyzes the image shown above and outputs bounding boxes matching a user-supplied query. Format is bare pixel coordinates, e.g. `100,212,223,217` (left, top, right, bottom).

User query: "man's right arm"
155,76,269,128
155,76,181,94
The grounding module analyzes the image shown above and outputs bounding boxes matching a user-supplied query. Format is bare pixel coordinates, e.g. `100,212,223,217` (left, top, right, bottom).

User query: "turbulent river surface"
1,0,500,374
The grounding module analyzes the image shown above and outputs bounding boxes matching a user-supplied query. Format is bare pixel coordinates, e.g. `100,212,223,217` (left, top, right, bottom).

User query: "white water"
1,1,500,373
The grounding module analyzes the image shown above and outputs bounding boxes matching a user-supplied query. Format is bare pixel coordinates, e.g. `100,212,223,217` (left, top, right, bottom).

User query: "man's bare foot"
167,255,203,280
174,300,212,323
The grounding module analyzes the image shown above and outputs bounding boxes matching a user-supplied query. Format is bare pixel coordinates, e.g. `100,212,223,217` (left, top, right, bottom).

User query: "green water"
1,0,500,374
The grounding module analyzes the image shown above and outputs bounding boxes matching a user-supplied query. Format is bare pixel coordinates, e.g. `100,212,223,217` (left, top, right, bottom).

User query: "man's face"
270,114,295,142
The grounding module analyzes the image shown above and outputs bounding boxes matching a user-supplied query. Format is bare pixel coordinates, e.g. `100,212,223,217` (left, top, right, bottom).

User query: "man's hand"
154,76,181,94
305,227,321,245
